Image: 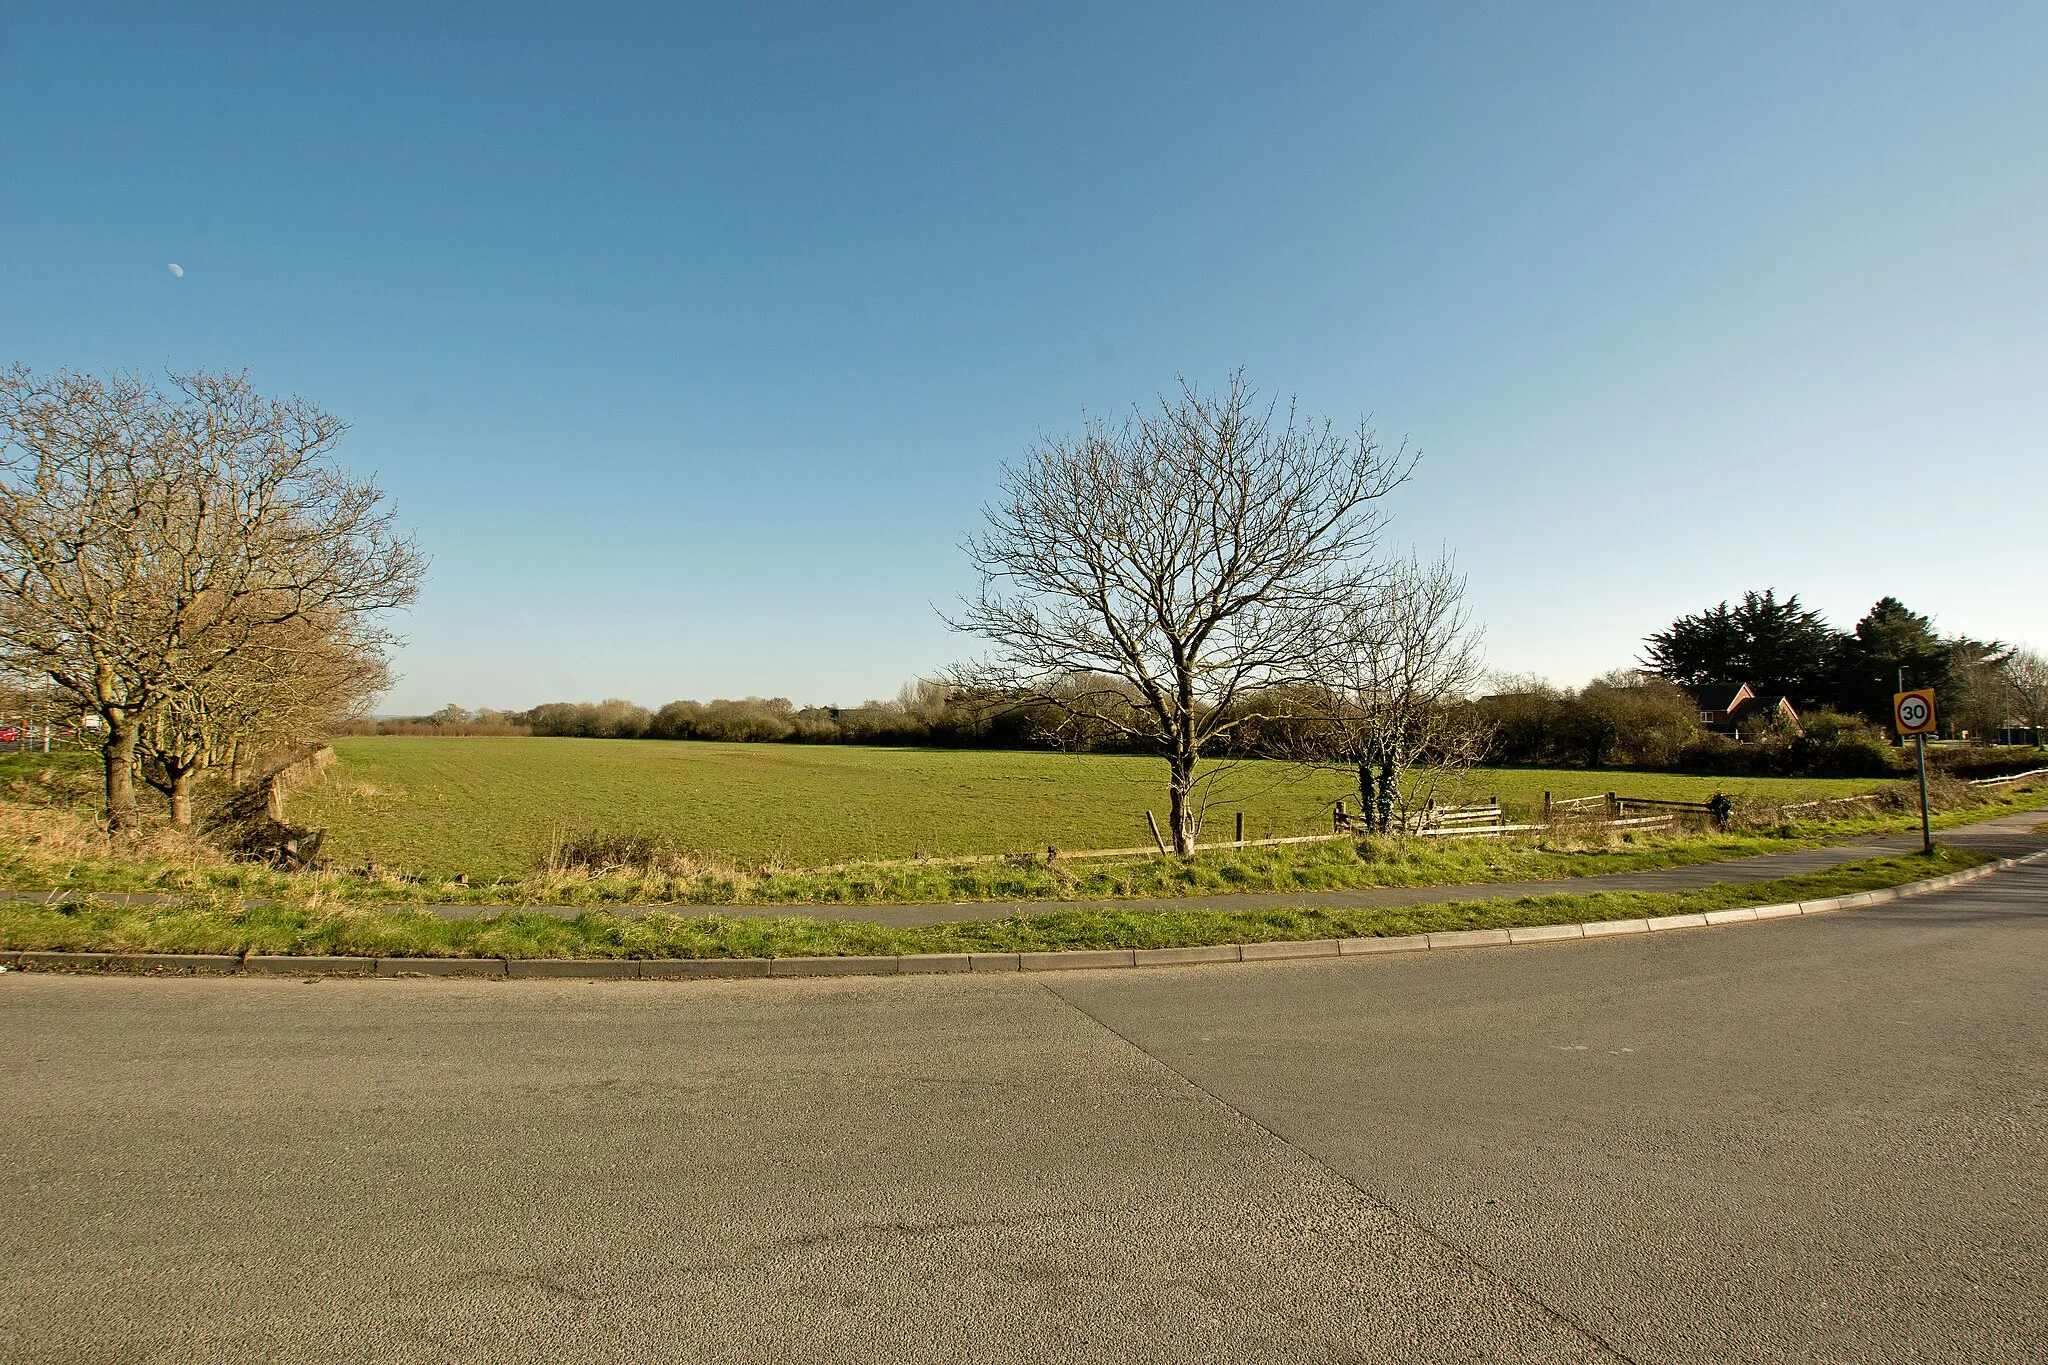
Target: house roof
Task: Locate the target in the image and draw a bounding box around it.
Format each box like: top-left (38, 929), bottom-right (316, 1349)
top-left (1691, 683), bottom-right (1750, 712)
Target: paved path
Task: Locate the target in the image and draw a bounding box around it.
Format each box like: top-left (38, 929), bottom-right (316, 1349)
top-left (3, 858), bottom-right (2044, 1361)
top-left (422, 807), bottom-right (2048, 924)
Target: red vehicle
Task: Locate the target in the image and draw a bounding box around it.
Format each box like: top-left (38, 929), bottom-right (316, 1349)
top-left (0, 727), bottom-right (20, 743)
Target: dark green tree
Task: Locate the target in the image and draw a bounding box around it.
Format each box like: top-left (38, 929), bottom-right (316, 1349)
top-left (1833, 597), bottom-right (1951, 725)
top-left (1642, 590), bottom-right (1844, 708)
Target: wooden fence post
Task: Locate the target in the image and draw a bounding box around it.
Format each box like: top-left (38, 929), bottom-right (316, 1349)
top-left (1235, 811), bottom-right (1244, 844)
top-left (1145, 810), bottom-right (1168, 854)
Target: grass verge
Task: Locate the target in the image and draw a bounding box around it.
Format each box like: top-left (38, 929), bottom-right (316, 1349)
top-left (0, 846), bottom-right (1993, 961)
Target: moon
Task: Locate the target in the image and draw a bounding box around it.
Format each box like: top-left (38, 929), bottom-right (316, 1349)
top-left (167, 263), bottom-right (184, 277)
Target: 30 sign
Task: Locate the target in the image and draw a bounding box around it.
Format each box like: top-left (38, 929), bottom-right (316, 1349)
top-left (1894, 688), bottom-right (1937, 737)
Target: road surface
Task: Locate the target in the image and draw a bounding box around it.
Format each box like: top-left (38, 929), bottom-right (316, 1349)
top-left (3, 860), bottom-right (2044, 1361)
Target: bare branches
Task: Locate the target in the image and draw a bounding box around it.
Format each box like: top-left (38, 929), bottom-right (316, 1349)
top-left (2005, 649), bottom-right (2048, 739)
top-left (0, 364), bottom-right (425, 829)
top-left (951, 371), bottom-right (1413, 851)
top-left (1275, 552), bottom-right (1487, 830)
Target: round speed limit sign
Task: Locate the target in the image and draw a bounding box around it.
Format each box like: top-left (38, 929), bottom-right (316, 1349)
top-left (1894, 689), bottom-right (1937, 736)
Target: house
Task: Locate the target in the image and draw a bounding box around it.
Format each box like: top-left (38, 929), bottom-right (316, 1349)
top-left (1691, 683), bottom-right (1801, 737)
top-left (1692, 683), bottom-right (1752, 730)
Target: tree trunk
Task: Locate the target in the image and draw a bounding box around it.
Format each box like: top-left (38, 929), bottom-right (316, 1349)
top-left (1356, 761), bottom-right (1376, 831)
top-left (168, 766), bottom-right (196, 826)
top-left (103, 717), bottom-right (139, 834)
top-left (1376, 756), bottom-right (1398, 833)
top-left (1167, 750), bottom-right (1198, 855)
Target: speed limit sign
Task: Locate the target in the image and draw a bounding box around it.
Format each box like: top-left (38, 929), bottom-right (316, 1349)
top-left (1894, 688), bottom-right (1937, 736)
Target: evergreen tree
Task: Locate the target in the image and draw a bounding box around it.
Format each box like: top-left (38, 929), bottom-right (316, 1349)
top-left (1834, 597), bottom-right (1950, 724)
top-left (1642, 590), bottom-right (1843, 708)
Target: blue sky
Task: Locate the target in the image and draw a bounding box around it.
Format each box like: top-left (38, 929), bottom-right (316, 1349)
top-left (4, 3), bottom-right (2043, 712)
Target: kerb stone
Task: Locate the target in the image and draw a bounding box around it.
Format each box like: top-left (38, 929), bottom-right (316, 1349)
top-left (1019, 949), bottom-right (1136, 972)
top-left (1506, 923), bottom-right (1583, 944)
top-left (1427, 928), bottom-right (1511, 950)
top-left (1239, 939), bottom-right (1340, 961)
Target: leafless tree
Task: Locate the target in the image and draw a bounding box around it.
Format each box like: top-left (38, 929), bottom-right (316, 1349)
top-left (2003, 648), bottom-right (2048, 743)
top-left (0, 366), bottom-right (424, 831)
top-left (1280, 552), bottom-right (1487, 831)
top-left (953, 372), bottom-right (1412, 852)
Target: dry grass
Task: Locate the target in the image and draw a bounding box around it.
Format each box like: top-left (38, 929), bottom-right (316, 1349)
top-left (0, 801), bottom-right (229, 870)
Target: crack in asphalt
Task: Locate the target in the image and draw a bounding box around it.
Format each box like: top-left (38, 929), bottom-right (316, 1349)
top-left (1037, 980), bottom-right (1643, 1365)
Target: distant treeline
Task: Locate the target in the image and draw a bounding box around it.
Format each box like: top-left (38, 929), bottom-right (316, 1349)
top-left (347, 674), bottom-right (2047, 780)
top-left (345, 684), bottom-right (1055, 748)
top-left (341, 586), bottom-right (2046, 784)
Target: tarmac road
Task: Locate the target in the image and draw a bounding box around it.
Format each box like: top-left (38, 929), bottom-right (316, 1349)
top-left (2, 862), bottom-right (2044, 1363)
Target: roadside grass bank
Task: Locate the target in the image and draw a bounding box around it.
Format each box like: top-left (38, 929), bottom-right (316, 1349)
top-left (0, 848), bottom-right (1994, 960)
top-left (4, 779), bottom-right (2045, 909)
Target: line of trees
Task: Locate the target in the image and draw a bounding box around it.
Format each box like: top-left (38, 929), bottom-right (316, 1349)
top-left (430, 587), bottom-right (2044, 796)
top-left (0, 367), bottom-right (424, 830)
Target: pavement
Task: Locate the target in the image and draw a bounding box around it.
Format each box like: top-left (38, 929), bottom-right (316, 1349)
top-left (3, 852), bottom-right (2045, 1361)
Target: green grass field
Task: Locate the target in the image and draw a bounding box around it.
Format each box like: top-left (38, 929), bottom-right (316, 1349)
top-left (290, 737), bottom-right (1889, 880)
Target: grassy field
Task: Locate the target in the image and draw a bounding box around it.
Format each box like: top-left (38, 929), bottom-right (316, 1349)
top-left (289, 737), bottom-right (1889, 880)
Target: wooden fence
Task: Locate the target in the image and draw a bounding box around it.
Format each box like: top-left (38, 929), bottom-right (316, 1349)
top-left (1970, 766), bottom-right (2048, 788)
top-left (1541, 790), bottom-right (1727, 825)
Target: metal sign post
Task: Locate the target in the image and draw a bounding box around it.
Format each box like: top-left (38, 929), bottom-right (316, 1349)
top-left (1894, 688), bottom-right (1938, 855)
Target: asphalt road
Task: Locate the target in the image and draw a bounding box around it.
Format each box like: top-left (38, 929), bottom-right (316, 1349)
top-left (3, 862), bottom-right (2044, 1362)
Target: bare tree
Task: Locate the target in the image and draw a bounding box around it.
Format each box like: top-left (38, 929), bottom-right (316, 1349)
top-left (0, 366), bottom-right (424, 831)
top-left (2003, 648), bottom-right (2048, 744)
top-left (1281, 553), bottom-right (1486, 831)
top-left (953, 372), bottom-right (1412, 852)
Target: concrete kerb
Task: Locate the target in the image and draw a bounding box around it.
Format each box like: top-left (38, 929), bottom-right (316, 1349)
top-left (2, 854), bottom-right (2038, 983)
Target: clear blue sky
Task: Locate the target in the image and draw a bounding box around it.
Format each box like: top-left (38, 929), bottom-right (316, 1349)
top-left (5, 3), bottom-right (2043, 713)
